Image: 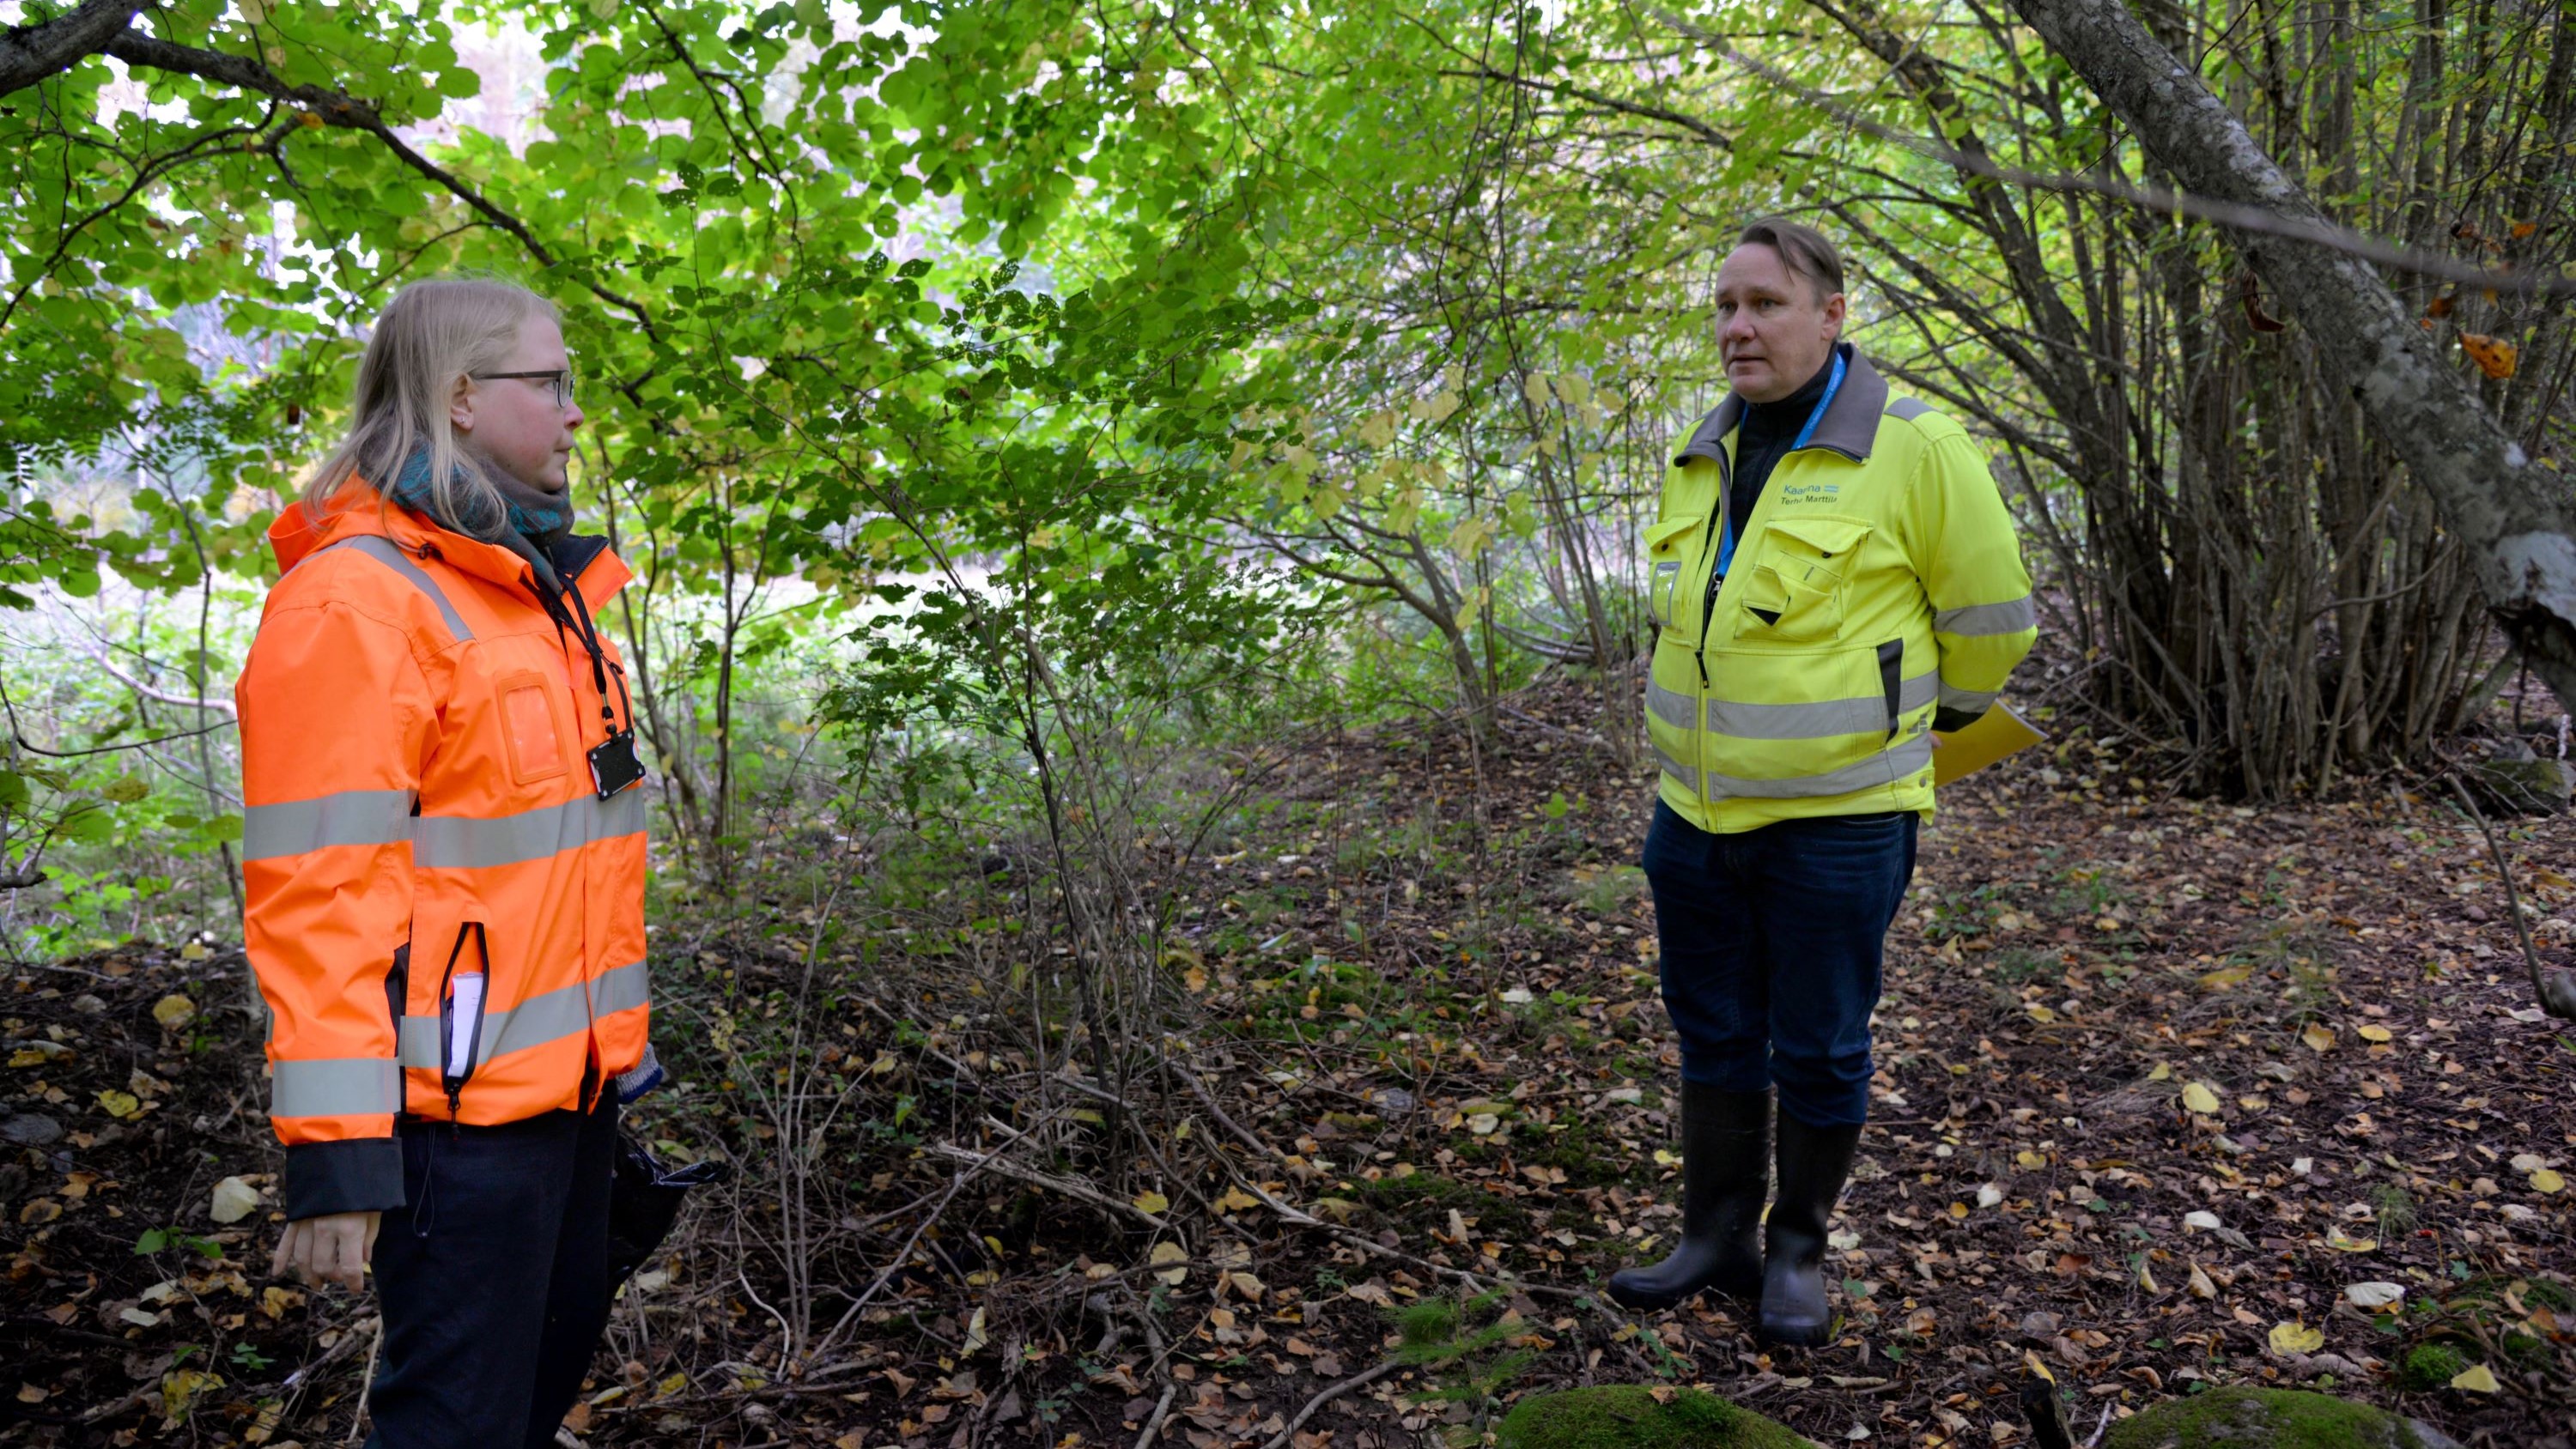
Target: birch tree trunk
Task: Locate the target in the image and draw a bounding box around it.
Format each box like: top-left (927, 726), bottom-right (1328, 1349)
top-left (2008, 0), bottom-right (2576, 714)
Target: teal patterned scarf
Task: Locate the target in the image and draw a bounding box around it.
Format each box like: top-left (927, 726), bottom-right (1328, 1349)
top-left (386, 443), bottom-right (573, 547)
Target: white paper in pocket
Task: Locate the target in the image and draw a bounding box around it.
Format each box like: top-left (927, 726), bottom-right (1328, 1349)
top-left (446, 972), bottom-right (486, 1078)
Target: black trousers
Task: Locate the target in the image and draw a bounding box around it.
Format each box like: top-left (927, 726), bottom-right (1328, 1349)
top-left (367, 1094), bottom-right (618, 1449)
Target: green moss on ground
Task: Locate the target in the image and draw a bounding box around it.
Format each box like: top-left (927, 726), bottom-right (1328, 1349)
top-left (2103, 1386), bottom-right (2436, 1449)
top-left (1495, 1385), bottom-right (1812, 1449)
top-left (2395, 1343), bottom-right (2469, 1392)
top-left (1357, 1172), bottom-right (1535, 1237)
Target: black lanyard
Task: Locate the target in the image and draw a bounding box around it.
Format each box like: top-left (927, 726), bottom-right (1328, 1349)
top-left (532, 570), bottom-right (645, 798)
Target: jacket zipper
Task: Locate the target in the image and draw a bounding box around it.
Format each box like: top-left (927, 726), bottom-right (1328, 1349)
top-left (1693, 447), bottom-right (1732, 689)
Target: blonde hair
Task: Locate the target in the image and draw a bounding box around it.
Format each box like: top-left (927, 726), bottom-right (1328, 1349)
top-left (304, 277), bottom-right (558, 535)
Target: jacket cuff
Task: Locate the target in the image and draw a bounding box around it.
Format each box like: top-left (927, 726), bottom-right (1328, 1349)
top-left (283, 1137), bottom-right (407, 1219)
top-left (1931, 706), bottom-right (1985, 735)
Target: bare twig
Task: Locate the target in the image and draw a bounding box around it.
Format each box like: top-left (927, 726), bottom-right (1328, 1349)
top-left (84, 642), bottom-right (236, 718)
top-left (2445, 775), bottom-right (2576, 1019)
top-left (921, 1142), bottom-right (1176, 1233)
top-left (1129, 1383), bottom-right (1179, 1449)
top-left (1256, 1358), bottom-right (1405, 1449)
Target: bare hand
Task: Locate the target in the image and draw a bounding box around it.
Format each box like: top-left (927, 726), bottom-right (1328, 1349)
top-left (270, 1210), bottom-right (381, 1292)
top-left (1929, 731), bottom-right (1949, 749)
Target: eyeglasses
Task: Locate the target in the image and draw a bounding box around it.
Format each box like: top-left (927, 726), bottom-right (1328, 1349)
top-left (473, 369), bottom-right (579, 409)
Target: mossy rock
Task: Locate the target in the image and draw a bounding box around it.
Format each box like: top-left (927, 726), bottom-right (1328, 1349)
top-left (2103, 1386), bottom-right (2462, 1449)
top-left (1496, 1385), bottom-right (1814, 1449)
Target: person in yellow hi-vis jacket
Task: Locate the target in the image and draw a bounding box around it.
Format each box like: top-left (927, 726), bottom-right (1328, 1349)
top-left (1607, 219), bottom-right (2036, 1343)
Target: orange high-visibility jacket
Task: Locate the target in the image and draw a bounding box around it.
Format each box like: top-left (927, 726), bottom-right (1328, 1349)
top-left (237, 490), bottom-right (649, 1221)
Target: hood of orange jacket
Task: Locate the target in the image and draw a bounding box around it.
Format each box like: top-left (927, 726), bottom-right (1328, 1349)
top-left (238, 488), bottom-right (649, 1220)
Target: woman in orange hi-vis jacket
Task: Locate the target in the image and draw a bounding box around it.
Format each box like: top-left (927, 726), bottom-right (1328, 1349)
top-left (238, 277), bottom-right (655, 1447)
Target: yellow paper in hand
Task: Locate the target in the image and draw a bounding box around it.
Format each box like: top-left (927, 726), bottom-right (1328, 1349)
top-left (1933, 703), bottom-right (2046, 785)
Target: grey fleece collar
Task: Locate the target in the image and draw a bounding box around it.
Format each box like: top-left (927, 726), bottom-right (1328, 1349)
top-left (1672, 344), bottom-right (1891, 467)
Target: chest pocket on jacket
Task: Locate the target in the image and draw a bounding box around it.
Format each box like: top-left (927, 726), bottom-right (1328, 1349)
top-left (1737, 515), bottom-right (1871, 644)
top-left (1644, 515), bottom-right (1706, 633)
top-left (498, 670), bottom-right (569, 785)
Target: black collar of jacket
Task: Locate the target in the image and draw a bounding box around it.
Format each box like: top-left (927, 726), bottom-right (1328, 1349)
top-left (1671, 343), bottom-right (1890, 467)
top-left (548, 533), bottom-right (614, 588)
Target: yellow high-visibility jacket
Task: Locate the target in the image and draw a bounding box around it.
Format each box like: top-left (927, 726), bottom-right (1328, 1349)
top-left (1644, 347), bottom-right (2035, 833)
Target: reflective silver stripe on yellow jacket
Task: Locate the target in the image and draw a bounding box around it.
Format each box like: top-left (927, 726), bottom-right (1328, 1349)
top-left (1653, 741), bottom-right (1700, 791)
top-left (414, 790), bottom-right (648, 870)
top-left (1704, 734), bottom-right (1935, 800)
top-left (1939, 683), bottom-right (2002, 716)
top-left (315, 535), bottom-right (476, 643)
top-left (1934, 597), bottom-right (2035, 637)
top-left (1646, 677), bottom-right (1698, 729)
top-left (270, 1056), bottom-right (403, 1119)
top-left (397, 959), bottom-right (650, 1070)
top-left (1707, 672), bottom-right (1936, 740)
top-left (242, 788), bottom-right (416, 861)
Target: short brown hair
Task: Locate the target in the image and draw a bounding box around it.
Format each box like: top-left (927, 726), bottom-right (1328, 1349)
top-left (1735, 217), bottom-right (1844, 302)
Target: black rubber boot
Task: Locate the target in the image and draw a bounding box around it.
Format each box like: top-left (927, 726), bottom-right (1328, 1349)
top-left (1605, 1083), bottom-right (1770, 1312)
top-left (1758, 1111), bottom-right (1863, 1346)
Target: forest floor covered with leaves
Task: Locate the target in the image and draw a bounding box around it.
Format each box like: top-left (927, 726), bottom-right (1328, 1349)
top-left (4, 680), bottom-right (2573, 1449)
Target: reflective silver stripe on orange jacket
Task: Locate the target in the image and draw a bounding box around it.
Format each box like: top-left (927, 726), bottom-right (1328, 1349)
top-left (242, 789), bottom-right (416, 861)
top-left (412, 791), bottom-right (648, 870)
top-left (270, 1057), bottom-right (403, 1119)
top-left (313, 535), bottom-right (476, 643)
top-left (395, 959), bottom-right (650, 1070)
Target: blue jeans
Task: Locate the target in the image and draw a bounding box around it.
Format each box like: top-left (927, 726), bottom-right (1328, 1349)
top-left (1640, 800), bottom-right (1918, 1128)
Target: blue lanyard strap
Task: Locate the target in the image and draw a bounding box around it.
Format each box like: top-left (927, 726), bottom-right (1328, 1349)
top-left (1715, 349), bottom-right (1847, 577)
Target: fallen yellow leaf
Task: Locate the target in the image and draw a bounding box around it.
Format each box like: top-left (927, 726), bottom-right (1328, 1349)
top-left (2198, 966), bottom-right (2253, 991)
top-left (2180, 1082), bottom-right (2222, 1115)
top-left (1215, 1186), bottom-right (1261, 1213)
top-left (2449, 1363), bottom-right (2501, 1393)
top-left (2356, 1024), bottom-right (2392, 1043)
top-left (2300, 1022), bottom-right (2336, 1052)
top-left (151, 995), bottom-right (197, 1029)
top-left (160, 1369), bottom-right (221, 1421)
top-left (1150, 1241), bottom-right (1188, 1284)
top-left (2531, 1168), bottom-right (2566, 1195)
top-left (2325, 1227), bottom-right (2378, 1253)
top-left (96, 1088), bottom-right (141, 1120)
top-left (2269, 1320), bottom-right (2324, 1355)
top-left (1132, 1191), bottom-right (1169, 1215)
top-left (2016, 1149), bottom-right (2049, 1170)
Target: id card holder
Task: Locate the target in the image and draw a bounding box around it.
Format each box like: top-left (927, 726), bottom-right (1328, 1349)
top-left (588, 728), bottom-right (646, 799)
